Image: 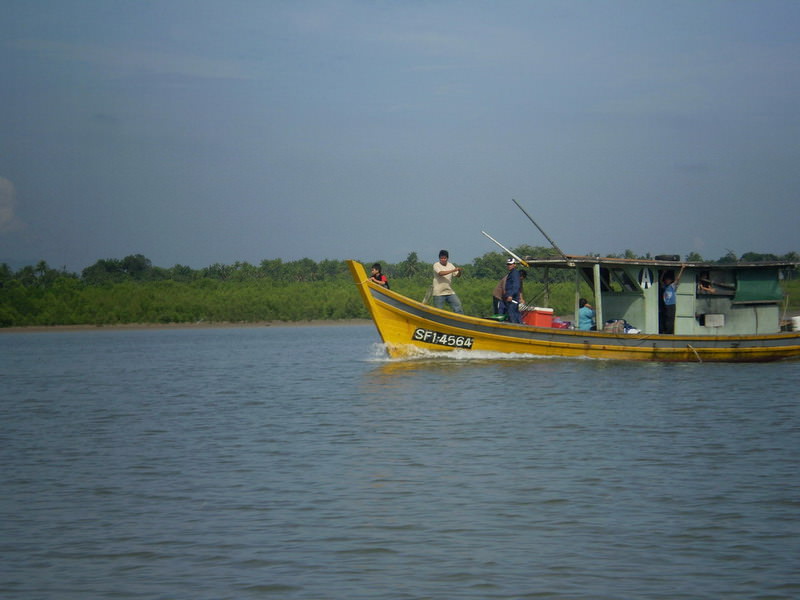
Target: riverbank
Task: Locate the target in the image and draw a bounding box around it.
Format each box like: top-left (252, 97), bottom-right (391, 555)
top-left (0, 319), bottom-right (373, 334)
top-left (3, 311), bottom-right (798, 334)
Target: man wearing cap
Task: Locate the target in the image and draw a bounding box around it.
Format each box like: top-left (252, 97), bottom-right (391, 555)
top-left (432, 250), bottom-right (464, 313)
top-left (503, 257), bottom-right (522, 323)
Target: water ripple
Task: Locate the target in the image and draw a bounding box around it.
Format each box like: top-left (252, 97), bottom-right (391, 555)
top-left (1, 326), bottom-right (798, 599)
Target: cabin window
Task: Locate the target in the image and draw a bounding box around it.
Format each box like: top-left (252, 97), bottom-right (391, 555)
top-left (732, 269), bottom-right (783, 304)
top-left (582, 267), bottom-right (640, 293)
top-left (696, 270), bottom-right (735, 296)
top-left (611, 269), bottom-right (639, 292)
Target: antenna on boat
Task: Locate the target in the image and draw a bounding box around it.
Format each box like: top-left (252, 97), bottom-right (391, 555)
top-left (512, 198), bottom-right (570, 262)
top-left (481, 231), bottom-right (530, 267)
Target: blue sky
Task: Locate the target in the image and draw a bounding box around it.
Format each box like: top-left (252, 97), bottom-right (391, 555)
top-left (1, 0), bottom-right (798, 272)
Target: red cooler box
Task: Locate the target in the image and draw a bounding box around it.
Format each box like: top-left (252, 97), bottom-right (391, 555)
top-left (522, 306), bottom-right (553, 327)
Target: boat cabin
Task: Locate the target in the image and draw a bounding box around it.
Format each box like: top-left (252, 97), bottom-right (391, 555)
top-left (523, 255), bottom-right (795, 335)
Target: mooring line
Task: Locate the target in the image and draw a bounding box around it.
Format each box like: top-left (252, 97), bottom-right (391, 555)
top-left (687, 344), bottom-right (702, 363)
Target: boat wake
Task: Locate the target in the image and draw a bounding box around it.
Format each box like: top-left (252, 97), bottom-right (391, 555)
top-left (365, 342), bottom-right (576, 363)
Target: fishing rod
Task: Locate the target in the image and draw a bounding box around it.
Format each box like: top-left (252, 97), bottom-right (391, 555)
top-left (481, 231), bottom-right (530, 267)
top-left (512, 198), bottom-right (570, 263)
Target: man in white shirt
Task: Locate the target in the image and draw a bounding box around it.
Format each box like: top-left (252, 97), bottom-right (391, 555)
top-left (432, 249), bottom-right (464, 313)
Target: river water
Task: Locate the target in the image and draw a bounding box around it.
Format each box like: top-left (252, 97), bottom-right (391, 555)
top-left (1, 324), bottom-right (798, 599)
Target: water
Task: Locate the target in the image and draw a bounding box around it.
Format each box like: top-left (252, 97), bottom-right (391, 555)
top-left (1, 324), bottom-right (798, 599)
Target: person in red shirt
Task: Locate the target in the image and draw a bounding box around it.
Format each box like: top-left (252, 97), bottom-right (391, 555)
top-left (369, 263), bottom-right (390, 289)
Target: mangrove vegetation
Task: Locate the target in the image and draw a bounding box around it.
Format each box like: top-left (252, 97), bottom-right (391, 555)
top-left (1, 248), bottom-right (798, 327)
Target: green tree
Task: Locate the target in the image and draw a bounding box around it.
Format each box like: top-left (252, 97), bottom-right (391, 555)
top-left (740, 251), bottom-right (779, 262)
top-left (260, 258), bottom-right (285, 280)
top-left (289, 258), bottom-right (318, 282)
top-left (398, 252), bottom-right (421, 278)
top-left (204, 263), bottom-right (233, 280)
top-left (121, 254), bottom-right (153, 279)
top-left (319, 259), bottom-right (347, 280)
top-left (16, 265), bottom-right (37, 287)
top-left (169, 264), bottom-right (196, 282)
top-left (230, 261), bottom-right (260, 281)
top-left (781, 251), bottom-right (799, 263)
top-left (82, 259), bottom-right (125, 284)
top-left (0, 263), bottom-right (11, 287)
top-left (471, 251), bottom-right (506, 278)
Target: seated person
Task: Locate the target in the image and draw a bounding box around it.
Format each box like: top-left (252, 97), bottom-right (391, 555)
top-left (578, 298), bottom-right (596, 331)
top-left (369, 263), bottom-right (390, 289)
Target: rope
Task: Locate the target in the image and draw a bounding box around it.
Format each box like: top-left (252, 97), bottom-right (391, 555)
top-left (781, 295), bottom-right (790, 324)
top-left (687, 344), bottom-right (702, 363)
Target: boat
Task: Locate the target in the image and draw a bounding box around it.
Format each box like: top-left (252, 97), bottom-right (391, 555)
top-left (348, 254), bottom-right (800, 362)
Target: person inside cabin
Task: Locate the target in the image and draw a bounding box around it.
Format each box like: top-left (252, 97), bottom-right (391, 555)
top-left (369, 263), bottom-right (390, 289)
top-left (578, 298), bottom-right (596, 330)
top-left (660, 264), bottom-right (686, 334)
top-left (432, 250), bottom-right (464, 313)
top-left (697, 271), bottom-right (715, 294)
top-left (502, 258), bottom-right (523, 323)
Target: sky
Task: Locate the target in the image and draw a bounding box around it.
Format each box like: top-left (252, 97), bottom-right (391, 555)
top-left (1, 0), bottom-right (799, 273)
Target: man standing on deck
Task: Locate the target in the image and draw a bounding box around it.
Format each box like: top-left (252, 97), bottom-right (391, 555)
top-left (432, 250), bottom-right (464, 313)
top-left (660, 264), bottom-right (686, 334)
top-left (502, 258), bottom-right (522, 323)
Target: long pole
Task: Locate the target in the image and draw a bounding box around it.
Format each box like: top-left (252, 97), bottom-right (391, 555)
top-left (512, 198), bottom-right (569, 261)
top-left (481, 231), bottom-right (530, 267)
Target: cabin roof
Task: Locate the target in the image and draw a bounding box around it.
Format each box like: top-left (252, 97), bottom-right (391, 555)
top-left (522, 254), bottom-right (799, 270)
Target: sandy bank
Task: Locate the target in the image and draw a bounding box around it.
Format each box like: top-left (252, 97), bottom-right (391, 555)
top-left (0, 319), bottom-right (373, 334)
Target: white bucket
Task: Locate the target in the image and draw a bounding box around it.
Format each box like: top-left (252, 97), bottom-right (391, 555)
top-left (792, 316), bottom-right (800, 332)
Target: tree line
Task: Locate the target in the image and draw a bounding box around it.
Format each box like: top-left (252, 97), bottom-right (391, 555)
top-left (1, 248), bottom-right (798, 327)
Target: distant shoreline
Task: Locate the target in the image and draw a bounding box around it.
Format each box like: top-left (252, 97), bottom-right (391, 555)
top-left (3, 311), bottom-right (798, 334)
top-left (0, 319), bottom-right (373, 334)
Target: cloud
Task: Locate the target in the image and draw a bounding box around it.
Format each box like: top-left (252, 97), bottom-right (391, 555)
top-left (0, 177), bottom-right (26, 233)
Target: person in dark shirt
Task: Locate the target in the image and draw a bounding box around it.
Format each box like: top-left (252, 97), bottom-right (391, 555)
top-left (502, 258), bottom-right (522, 323)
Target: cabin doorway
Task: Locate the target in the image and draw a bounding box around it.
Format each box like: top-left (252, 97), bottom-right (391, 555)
top-left (658, 268), bottom-right (680, 334)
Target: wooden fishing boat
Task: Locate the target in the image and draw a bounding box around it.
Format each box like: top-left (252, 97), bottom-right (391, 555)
top-left (348, 255), bottom-right (800, 362)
